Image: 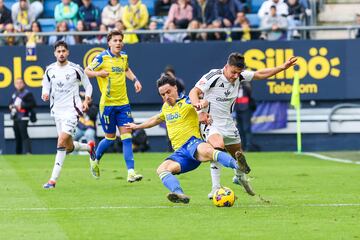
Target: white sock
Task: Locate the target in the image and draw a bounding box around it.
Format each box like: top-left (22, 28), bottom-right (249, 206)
top-left (73, 141), bottom-right (90, 152)
top-left (50, 147), bottom-right (66, 182)
top-left (128, 169), bottom-right (135, 175)
top-left (210, 161), bottom-right (222, 189)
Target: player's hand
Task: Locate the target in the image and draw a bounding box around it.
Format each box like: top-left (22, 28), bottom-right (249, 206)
top-left (82, 100), bottom-right (90, 112)
top-left (134, 80), bottom-right (142, 93)
top-left (124, 122), bottom-right (138, 130)
top-left (41, 93), bottom-right (49, 101)
top-left (97, 70), bottom-right (109, 77)
top-left (194, 99), bottom-right (209, 111)
top-left (198, 112), bottom-right (212, 125)
top-left (282, 56), bottom-right (298, 70)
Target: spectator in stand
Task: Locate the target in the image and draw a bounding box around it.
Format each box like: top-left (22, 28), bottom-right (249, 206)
top-left (260, 5), bottom-right (288, 40)
top-left (11, 0), bottom-right (39, 32)
top-left (355, 13), bottom-right (360, 38)
top-left (48, 21), bottom-right (76, 45)
top-left (9, 78), bottom-right (36, 154)
top-left (214, 0), bottom-right (244, 27)
top-left (258, 0), bottom-right (288, 19)
top-left (154, 0), bottom-right (173, 16)
top-left (142, 20), bottom-right (161, 42)
top-left (74, 93), bottom-right (98, 144)
top-left (122, 0), bottom-right (149, 41)
top-left (74, 19), bottom-right (92, 44)
top-left (115, 19), bottom-right (139, 44)
top-left (78, 0), bottom-right (101, 30)
top-left (54, 0), bottom-right (79, 30)
top-left (231, 11), bottom-right (251, 41)
top-left (192, 0), bottom-right (217, 27)
top-left (0, 23), bottom-right (22, 46)
top-left (93, 24), bottom-right (108, 44)
top-left (184, 19), bottom-right (204, 42)
top-left (162, 22), bottom-right (187, 42)
top-left (101, 0), bottom-right (123, 29)
top-left (164, 0), bottom-right (193, 29)
top-left (286, 0), bottom-right (305, 39)
top-left (0, 0), bottom-right (12, 33)
top-left (30, 20), bottom-right (45, 44)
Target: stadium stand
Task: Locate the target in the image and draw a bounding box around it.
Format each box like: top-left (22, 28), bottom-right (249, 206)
top-left (38, 18), bottom-right (56, 32)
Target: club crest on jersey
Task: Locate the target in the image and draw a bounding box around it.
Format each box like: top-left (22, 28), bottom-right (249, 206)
top-left (224, 90), bottom-right (231, 97)
top-left (51, 74), bottom-right (56, 79)
top-left (66, 74), bottom-right (70, 80)
top-left (219, 83), bottom-right (225, 88)
top-left (57, 82), bottom-right (64, 88)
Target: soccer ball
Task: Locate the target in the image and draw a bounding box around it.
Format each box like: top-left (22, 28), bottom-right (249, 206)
top-left (212, 187), bottom-right (236, 207)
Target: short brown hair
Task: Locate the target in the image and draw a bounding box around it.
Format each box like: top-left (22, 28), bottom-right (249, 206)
top-left (107, 29), bottom-right (124, 42)
top-left (227, 52), bottom-right (245, 68)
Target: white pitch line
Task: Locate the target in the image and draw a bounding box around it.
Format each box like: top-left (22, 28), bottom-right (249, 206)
top-left (1, 203), bottom-right (360, 212)
top-left (302, 152), bottom-right (360, 165)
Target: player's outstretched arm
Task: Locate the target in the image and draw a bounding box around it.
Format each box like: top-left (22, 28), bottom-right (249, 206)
top-left (125, 114), bottom-right (164, 130)
top-left (253, 56), bottom-right (298, 80)
top-left (189, 87), bottom-right (208, 111)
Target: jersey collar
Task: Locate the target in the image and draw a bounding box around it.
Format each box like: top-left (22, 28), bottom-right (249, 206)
top-left (106, 48), bottom-right (120, 58)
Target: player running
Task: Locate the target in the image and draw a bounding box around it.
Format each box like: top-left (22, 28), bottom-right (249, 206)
top-left (189, 52), bottom-right (297, 198)
top-left (125, 74), bottom-right (249, 204)
top-left (42, 40), bottom-right (95, 189)
top-left (85, 29), bottom-right (143, 182)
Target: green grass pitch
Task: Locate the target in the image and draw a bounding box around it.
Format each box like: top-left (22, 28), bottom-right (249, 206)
top-left (1, 152), bottom-right (359, 239)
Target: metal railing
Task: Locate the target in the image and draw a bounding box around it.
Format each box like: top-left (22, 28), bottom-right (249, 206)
top-left (1, 25), bottom-right (360, 42)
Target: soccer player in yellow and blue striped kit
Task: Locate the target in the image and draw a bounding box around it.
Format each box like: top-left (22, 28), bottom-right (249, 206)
top-left (85, 30), bottom-right (143, 182)
top-left (125, 74), bottom-right (249, 203)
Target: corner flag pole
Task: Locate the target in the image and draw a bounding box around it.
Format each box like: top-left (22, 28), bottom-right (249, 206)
top-left (291, 73), bottom-right (302, 153)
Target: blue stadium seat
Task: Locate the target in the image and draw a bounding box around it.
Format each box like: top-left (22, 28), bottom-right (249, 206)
top-left (43, 0), bottom-right (59, 18)
top-left (93, 0), bottom-right (108, 11)
top-left (38, 18), bottom-right (56, 32)
top-left (246, 13), bottom-right (260, 28)
top-left (251, 0), bottom-right (264, 13)
top-left (4, 0), bottom-right (17, 10)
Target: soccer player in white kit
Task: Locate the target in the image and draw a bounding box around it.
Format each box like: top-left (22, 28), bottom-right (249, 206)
top-left (189, 52), bottom-right (297, 198)
top-left (41, 41), bottom-right (96, 189)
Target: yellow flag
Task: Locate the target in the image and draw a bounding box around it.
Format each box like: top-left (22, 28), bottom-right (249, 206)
top-left (291, 73), bottom-right (300, 109)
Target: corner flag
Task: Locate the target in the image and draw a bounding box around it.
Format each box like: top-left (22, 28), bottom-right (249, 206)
top-left (291, 73), bottom-right (302, 153)
top-left (291, 73), bottom-right (300, 109)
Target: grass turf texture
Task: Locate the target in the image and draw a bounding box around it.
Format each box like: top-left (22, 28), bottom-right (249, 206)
top-left (1, 152), bottom-right (359, 239)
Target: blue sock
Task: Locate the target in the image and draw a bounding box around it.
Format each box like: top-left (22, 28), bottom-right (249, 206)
top-left (213, 150), bottom-right (238, 169)
top-left (122, 138), bottom-right (134, 170)
top-left (96, 138), bottom-right (115, 160)
top-left (159, 171), bottom-right (184, 194)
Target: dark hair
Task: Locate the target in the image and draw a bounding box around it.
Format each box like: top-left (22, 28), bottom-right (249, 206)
top-left (54, 40), bottom-right (68, 50)
top-left (227, 52), bottom-right (245, 68)
top-left (156, 74), bottom-right (177, 88)
top-left (107, 29), bottom-right (124, 42)
top-left (31, 21), bottom-right (42, 32)
top-left (164, 65), bottom-right (175, 75)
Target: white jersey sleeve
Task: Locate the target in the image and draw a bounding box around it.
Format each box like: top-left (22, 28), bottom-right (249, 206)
top-left (195, 69), bottom-right (222, 93)
top-left (75, 64), bottom-right (93, 98)
top-left (42, 65), bottom-right (53, 95)
top-left (240, 70), bottom-right (255, 82)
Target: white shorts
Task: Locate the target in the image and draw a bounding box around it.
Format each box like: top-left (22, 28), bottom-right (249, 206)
top-left (54, 114), bottom-right (78, 137)
top-left (201, 123), bottom-right (241, 146)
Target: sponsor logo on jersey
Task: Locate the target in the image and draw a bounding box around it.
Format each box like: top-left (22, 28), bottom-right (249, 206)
top-left (166, 112), bottom-right (181, 121)
top-left (216, 97), bottom-right (232, 102)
